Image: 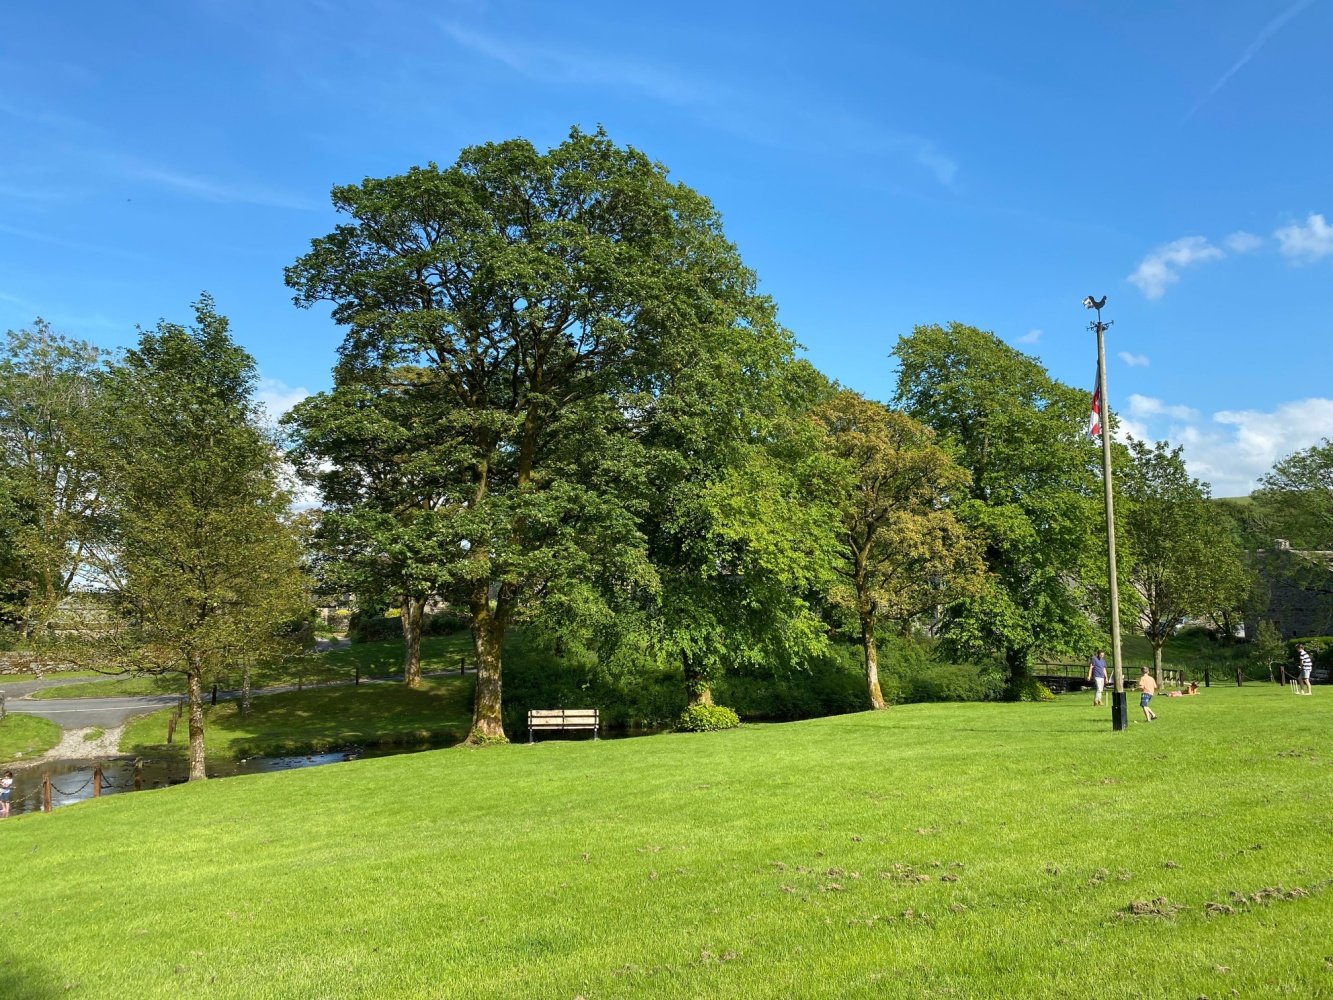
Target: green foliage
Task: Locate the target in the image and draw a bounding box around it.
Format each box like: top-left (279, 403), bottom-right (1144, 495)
top-left (0, 322), bottom-right (108, 637)
top-left (1011, 677), bottom-right (1057, 702)
top-left (287, 126), bottom-right (799, 734)
top-left (813, 390), bottom-right (984, 708)
top-left (892, 323), bottom-right (1107, 688)
top-left (676, 702), bottom-right (740, 732)
top-left (96, 297), bottom-right (310, 776)
top-left (348, 609), bottom-right (464, 644)
top-left (120, 676), bottom-right (474, 761)
top-left (1121, 439), bottom-right (1252, 678)
top-left (1254, 437), bottom-right (1333, 549)
top-left (1289, 636), bottom-right (1333, 667)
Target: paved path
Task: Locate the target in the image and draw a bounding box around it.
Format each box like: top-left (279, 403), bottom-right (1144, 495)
top-left (6, 693), bottom-right (181, 728)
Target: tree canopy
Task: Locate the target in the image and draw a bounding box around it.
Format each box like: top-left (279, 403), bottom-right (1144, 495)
top-left (1120, 438), bottom-right (1252, 683)
top-left (814, 389), bottom-right (982, 708)
top-left (286, 126), bottom-right (796, 738)
top-left (893, 322), bottom-right (1109, 690)
top-left (100, 297), bottom-right (308, 779)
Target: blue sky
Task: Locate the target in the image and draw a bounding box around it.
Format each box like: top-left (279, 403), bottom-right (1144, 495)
top-left (3, 0), bottom-right (1330, 496)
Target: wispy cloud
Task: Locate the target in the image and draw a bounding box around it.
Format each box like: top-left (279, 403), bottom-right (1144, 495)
top-left (1274, 212), bottom-right (1333, 262)
top-left (437, 21), bottom-right (959, 190)
top-left (1118, 351), bottom-right (1150, 368)
top-left (1014, 328), bottom-right (1041, 345)
top-left (0, 222), bottom-right (154, 262)
top-left (1186, 0), bottom-right (1316, 119)
top-left (1127, 236), bottom-right (1224, 299)
top-left (439, 22), bottom-right (706, 105)
top-left (100, 154), bottom-right (316, 211)
top-left (1224, 231), bottom-right (1264, 253)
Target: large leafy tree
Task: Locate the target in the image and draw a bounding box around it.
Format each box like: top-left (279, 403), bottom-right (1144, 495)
top-left (813, 390), bottom-right (983, 709)
top-left (285, 378), bottom-right (465, 687)
top-left (1120, 439), bottom-right (1252, 685)
top-left (604, 360), bottom-right (838, 709)
top-left (100, 298), bottom-right (308, 780)
top-left (287, 127), bottom-right (787, 740)
top-left (1255, 438), bottom-right (1333, 550)
top-left (0, 323), bottom-right (107, 638)
top-left (893, 322), bottom-right (1108, 691)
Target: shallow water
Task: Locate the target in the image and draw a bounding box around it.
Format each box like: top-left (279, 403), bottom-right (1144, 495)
top-left (2, 744), bottom-right (438, 816)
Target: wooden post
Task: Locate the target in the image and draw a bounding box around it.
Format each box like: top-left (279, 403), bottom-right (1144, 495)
top-left (167, 715), bottom-right (178, 744)
top-left (93, 763), bottom-right (103, 798)
top-left (354, 663), bottom-right (360, 687)
top-left (460, 656), bottom-right (465, 675)
top-left (211, 683), bottom-right (218, 706)
top-left (133, 757), bottom-right (143, 791)
top-left (42, 773), bottom-right (52, 813)
top-left (0, 688), bottom-right (6, 721)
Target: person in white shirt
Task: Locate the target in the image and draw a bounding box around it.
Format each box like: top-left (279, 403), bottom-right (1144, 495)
top-left (1296, 643), bottom-right (1313, 696)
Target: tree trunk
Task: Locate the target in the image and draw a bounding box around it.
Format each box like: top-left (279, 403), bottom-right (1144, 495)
top-left (468, 586), bottom-right (506, 741)
top-left (241, 658), bottom-right (252, 716)
top-left (401, 595), bottom-right (425, 689)
top-left (684, 655), bottom-right (713, 708)
top-left (187, 662), bottom-right (207, 782)
top-left (861, 613), bottom-right (885, 710)
top-left (1152, 640), bottom-right (1165, 689)
top-left (1004, 648), bottom-right (1031, 699)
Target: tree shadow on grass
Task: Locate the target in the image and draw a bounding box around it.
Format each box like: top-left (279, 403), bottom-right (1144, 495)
top-left (123, 676), bottom-right (477, 760)
top-left (0, 951), bottom-right (69, 999)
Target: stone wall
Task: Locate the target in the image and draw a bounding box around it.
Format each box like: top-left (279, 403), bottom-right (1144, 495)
top-left (1246, 540), bottom-right (1333, 639)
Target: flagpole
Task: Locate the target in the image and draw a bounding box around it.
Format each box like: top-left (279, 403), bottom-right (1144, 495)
top-left (1087, 296), bottom-right (1127, 731)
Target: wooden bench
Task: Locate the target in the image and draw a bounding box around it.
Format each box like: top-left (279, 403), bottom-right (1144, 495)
top-left (527, 708), bottom-right (599, 743)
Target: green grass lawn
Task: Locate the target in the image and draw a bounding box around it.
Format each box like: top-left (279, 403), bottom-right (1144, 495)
top-left (28, 634), bottom-right (477, 700)
top-left (0, 685), bottom-right (1329, 999)
top-left (119, 675), bottom-right (476, 761)
top-left (0, 713), bottom-right (61, 764)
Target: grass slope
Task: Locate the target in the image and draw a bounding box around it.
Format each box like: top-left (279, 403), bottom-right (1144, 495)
top-left (0, 714), bottom-right (61, 764)
top-left (30, 635), bottom-right (476, 700)
top-left (120, 676), bottom-right (475, 761)
top-left (0, 687), bottom-right (1330, 999)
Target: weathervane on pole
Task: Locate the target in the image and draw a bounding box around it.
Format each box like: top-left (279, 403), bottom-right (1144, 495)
top-left (1083, 294), bottom-right (1127, 731)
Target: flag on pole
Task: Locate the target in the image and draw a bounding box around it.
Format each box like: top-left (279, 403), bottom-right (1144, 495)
top-left (1088, 366), bottom-right (1101, 439)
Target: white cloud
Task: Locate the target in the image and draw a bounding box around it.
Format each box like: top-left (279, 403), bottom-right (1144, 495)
top-left (1121, 395), bottom-right (1333, 496)
top-left (257, 377), bottom-right (311, 422)
top-left (1127, 236), bottom-right (1224, 299)
top-left (1224, 231), bottom-right (1264, 253)
top-left (1015, 328), bottom-right (1042, 344)
top-left (1273, 213), bottom-right (1333, 263)
top-left (1127, 394), bottom-right (1198, 422)
top-left (1118, 351), bottom-right (1149, 368)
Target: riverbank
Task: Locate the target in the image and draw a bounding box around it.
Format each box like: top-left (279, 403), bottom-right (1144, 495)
top-left (119, 674), bottom-right (475, 762)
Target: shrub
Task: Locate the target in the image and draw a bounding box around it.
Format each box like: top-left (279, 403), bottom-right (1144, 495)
top-left (1012, 677), bottom-right (1056, 702)
top-left (676, 703), bottom-right (740, 732)
top-left (348, 611), bottom-right (402, 644)
top-left (1289, 636), bottom-right (1333, 666)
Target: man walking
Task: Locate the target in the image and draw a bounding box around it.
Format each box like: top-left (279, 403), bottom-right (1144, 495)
top-left (1297, 643), bottom-right (1314, 696)
top-left (1087, 649), bottom-right (1108, 706)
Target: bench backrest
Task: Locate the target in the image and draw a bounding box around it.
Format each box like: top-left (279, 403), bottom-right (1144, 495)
top-left (528, 708), bottom-right (599, 729)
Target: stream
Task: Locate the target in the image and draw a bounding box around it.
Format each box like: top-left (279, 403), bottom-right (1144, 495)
top-left (4, 744), bottom-right (440, 816)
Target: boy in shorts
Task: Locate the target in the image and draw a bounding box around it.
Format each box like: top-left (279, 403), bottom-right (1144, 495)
top-left (1138, 667), bottom-right (1158, 721)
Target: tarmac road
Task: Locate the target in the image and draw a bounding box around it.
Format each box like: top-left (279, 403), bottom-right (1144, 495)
top-left (5, 693), bottom-right (180, 728)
